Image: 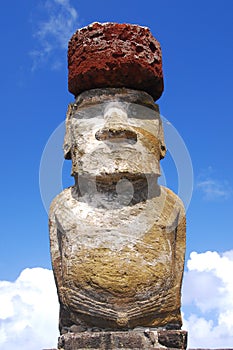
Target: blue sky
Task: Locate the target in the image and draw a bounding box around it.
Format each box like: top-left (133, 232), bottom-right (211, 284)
top-left (0, 0), bottom-right (233, 349)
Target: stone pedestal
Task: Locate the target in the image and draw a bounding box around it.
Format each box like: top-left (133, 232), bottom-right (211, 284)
top-left (57, 329), bottom-right (187, 350)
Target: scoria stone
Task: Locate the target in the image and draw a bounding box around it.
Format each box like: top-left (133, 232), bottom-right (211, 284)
top-left (68, 22), bottom-right (164, 100)
top-left (49, 21), bottom-right (187, 349)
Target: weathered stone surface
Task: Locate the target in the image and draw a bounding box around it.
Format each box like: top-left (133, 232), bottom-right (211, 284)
top-left (49, 21), bottom-right (187, 347)
top-left (49, 88), bottom-right (186, 333)
top-left (158, 330), bottom-right (187, 349)
top-left (57, 329), bottom-right (187, 349)
top-left (68, 22), bottom-right (164, 100)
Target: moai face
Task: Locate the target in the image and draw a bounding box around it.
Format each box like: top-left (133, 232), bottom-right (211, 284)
top-left (64, 93), bottom-right (166, 180)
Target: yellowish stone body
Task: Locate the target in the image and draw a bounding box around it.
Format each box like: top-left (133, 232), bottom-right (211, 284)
top-left (49, 89), bottom-right (186, 332)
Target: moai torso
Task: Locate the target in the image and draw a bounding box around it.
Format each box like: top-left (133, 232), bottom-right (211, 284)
top-left (49, 23), bottom-right (186, 336)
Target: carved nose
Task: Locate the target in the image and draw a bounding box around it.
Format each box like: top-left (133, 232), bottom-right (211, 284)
top-left (95, 128), bottom-right (137, 144)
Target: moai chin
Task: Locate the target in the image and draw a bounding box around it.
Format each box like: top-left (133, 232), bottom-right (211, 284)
top-left (49, 22), bottom-right (187, 349)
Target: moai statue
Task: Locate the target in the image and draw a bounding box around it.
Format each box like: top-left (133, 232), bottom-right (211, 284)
top-left (49, 23), bottom-right (187, 349)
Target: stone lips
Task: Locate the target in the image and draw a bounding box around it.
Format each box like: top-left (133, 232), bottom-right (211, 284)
top-left (68, 22), bottom-right (164, 101)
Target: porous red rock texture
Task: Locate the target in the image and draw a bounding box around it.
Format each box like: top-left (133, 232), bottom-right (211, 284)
top-left (68, 22), bottom-right (164, 101)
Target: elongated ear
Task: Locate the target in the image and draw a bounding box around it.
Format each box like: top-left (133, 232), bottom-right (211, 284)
top-left (158, 119), bottom-right (166, 159)
top-left (63, 104), bottom-right (73, 160)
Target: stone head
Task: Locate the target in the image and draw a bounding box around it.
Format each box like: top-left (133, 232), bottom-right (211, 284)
top-left (63, 88), bottom-right (166, 180)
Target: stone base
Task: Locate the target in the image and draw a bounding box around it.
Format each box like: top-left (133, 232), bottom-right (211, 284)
top-left (57, 329), bottom-right (187, 350)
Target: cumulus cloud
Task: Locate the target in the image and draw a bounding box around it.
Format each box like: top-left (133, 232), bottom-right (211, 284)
top-left (1, 252), bottom-right (233, 349)
top-left (30, 0), bottom-right (79, 70)
top-left (182, 250), bottom-right (233, 348)
top-left (0, 268), bottom-right (59, 350)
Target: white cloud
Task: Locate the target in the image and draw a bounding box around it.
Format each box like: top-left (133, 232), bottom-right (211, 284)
top-left (30, 0), bottom-right (78, 70)
top-left (182, 250), bottom-right (233, 348)
top-left (0, 268), bottom-right (59, 350)
top-left (1, 251), bottom-right (233, 349)
top-left (196, 178), bottom-right (232, 200)
top-left (196, 167), bottom-right (233, 200)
